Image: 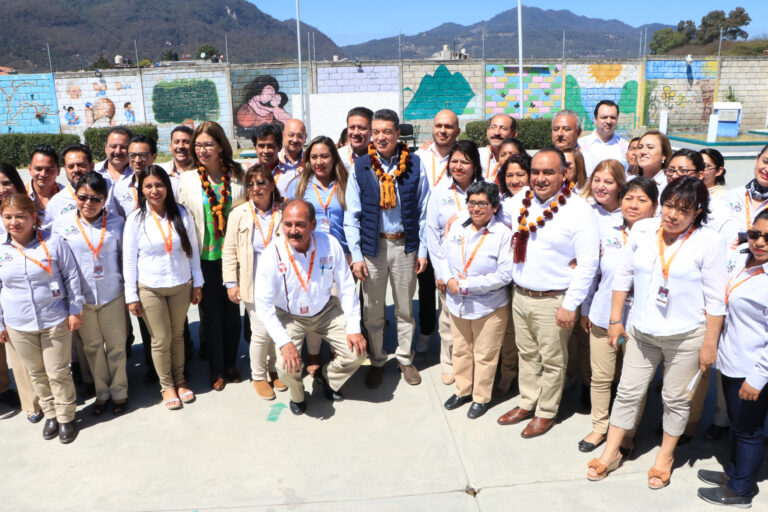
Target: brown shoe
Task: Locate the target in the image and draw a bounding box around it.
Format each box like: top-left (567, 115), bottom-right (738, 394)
top-left (398, 363), bottom-right (421, 385)
top-left (211, 376), bottom-right (226, 391)
top-left (497, 406), bottom-right (533, 425)
top-left (269, 372), bottom-right (288, 392)
top-left (253, 380), bottom-right (276, 400)
top-left (521, 416), bottom-right (555, 438)
top-left (441, 372), bottom-right (455, 385)
top-left (306, 354), bottom-right (321, 377)
top-left (365, 365), bottom-right (384, 389)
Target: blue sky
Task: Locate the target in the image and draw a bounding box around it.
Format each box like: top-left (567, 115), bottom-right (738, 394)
top-left (250, 1), bottom-right (768, 47)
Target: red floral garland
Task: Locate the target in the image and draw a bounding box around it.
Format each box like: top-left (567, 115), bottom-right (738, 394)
top-left (512, 181), bottom-right (575, 263)
top-left (197, 165), bottom-right (231, 240)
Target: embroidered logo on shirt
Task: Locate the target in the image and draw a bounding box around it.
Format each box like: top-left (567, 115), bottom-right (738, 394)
top-left (63, 225), bottom-right (80, 236)
top-left (0, 252), bottom-right (13, 264)
top-left (319, 256), bottom-right (333, 266)
top-left (277, 262), bottom-right (288, 275)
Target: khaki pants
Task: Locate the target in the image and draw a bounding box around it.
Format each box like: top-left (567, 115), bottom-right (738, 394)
top-left (496, 293), bottom-right (518, 390)
top-left (0, 341), bottom-right (40, 412)
top-left (7, 320), bottom-right (76, 422)
top-left (589, 324), bottom-right (625, 433)
top-left (437, 289), bottom-right (453, 375)
top-left (275, 298), bottom-right (366, 403)
top-left (611, 324), bottom-right (705, 437)
top-left (79, 295), bottom-right (128, 402)
top-left (138, 282), bottom-right (191, 391)
top-left (514, 292), bottom-right (572, 419)
top-left (363, 238), bottom-right (416, 367)
top-left (243, 301), bottom-right (277, 380)
top-left (450, 305), bottom-right (509, 404)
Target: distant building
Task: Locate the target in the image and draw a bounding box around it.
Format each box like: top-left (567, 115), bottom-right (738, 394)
top-left (430, 44), bottom-right (469, 60)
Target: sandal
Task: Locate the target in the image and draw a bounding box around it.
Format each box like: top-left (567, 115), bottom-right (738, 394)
top-left (648, 467), bottom-right (671, 489)
top-left (92, 400), bottom-right (108, 416)
top-left (26, 410), bottom-right (44, 424)
top-left (112, 400), bottom-right (128, 415)
top-left (162, 389), bottom-right (181, 410)
top-left (587, 456), bottom-right (622, 481)
top-left (176, 382), bottom-right (195, 404)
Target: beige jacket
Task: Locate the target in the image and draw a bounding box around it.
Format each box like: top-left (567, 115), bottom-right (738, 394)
top-left (222, 201), bottom-right (283, 303)
top-left (178, 170), bottom-right (246, 255)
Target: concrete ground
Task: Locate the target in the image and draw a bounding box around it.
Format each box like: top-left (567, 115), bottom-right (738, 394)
top-left (1, 157), bottom-right (765, 511)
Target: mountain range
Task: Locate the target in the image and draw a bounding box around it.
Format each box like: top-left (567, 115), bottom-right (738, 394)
top-left (0, 2), bottom-right (669, 72)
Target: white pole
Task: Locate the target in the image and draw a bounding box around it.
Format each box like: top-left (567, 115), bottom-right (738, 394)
top-left (562, 30), bottom-right (565, 60)
top-left (295, 0), bottom-right (304, 123)
top-left (718, 26), bottom-right (723, 59)
top-left (517, 0), bottom-right (524, 119)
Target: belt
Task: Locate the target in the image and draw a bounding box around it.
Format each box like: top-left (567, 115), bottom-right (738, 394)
top-left (380, 232), bottom-right (405, 240)
top-left (514, 285), bottom-right (566, 297)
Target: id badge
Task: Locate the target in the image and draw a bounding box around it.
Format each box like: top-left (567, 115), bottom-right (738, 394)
top-left (93, 264), bottom-right (104, 280)
top-left (50, 281), bottom-right (62, 298)
top-left (298, 293), bottom-right (310, 315)
top-left (655, 285), bottom-right (670, 307)
top-left (458, 279), bottom-right (469, 296)
top-left (320, 216), bottom-right (331, 233)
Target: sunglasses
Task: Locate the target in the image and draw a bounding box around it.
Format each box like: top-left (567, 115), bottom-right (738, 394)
top-left (746, 230), bottom-right (768, 243)
top-left (76, 195), bottom-right (105, 203)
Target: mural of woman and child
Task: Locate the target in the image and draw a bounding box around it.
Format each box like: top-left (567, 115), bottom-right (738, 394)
top-left (234, 74), bottom-right (291, 132)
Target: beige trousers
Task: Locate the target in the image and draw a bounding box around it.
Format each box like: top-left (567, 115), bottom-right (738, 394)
top-left (275, 298), bottom-right (366, 403)
top-left (496, 294), bottom-right (518, 390)
top-left (610, 324), bottom-right (705, 437)
top-left (138, 282), bottom-right (191, 391)
top-left (362, 238), bottom-right (416, 367)
top-left (7, 320), bottom-right (76, 422)
top-left (513, 292), bottom-right (572, 419)
top-left (0, 340), bottom-right (40, 412)
top-left (79, 295), bottom-right (128, 402)
top-left (243, 301), bottom-right (277, 380)
top-left (450, 305), bottom-right (509, 404)
top-left (437, 289), bottom-right (453, 375)
top-left (589, 324), bottom-right (625, 433)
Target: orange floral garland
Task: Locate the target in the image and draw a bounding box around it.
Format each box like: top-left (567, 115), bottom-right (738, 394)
top-left (197, 165), bottom-right (231, 240)
top-left (368, 142), bottom-right (411, 210)
top-left (512, 181), bottom-right (575, 263)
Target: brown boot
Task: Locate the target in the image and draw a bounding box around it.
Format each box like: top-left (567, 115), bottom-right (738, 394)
top-left (253, 380), bottom-right (276, 400)
top-left (269, 372), bottom-right (288, 392)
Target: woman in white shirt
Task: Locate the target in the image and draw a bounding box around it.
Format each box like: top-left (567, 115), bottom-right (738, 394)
top-left (699, 149), bottom-right (727, 200)
top-left (53, 172), bottom-right (128, 416)
top-left (579, 176), bottom-right (658, 453)
top-left (697, 209), bottom-right (768, 507)
top-left (440, 181), bottom-right (514, 419)
top-left (635, 130), bottom-right (672, 196)
top-left (725, 143), bottom-right (768, 243)
top-left (586, 177), bottom-right (727, 489)
top-left (222, 164), bottom-right (286, 400)
top-left (123, 167), bottom-right (203, 410)
top-left (562, 148), bottom-right (587, 194)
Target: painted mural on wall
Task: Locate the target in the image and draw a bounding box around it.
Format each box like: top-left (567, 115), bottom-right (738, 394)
top-left (643, 60), bottom-right (718, 129)
top-left (486, 65), bottom-right (563, 119)
top-left (404, 65), bottom-right (476, 121)
top-left (55, 74), bottom-right (143, 136)
top-left (0, 74), bottom-right (58, 134)
top-left (565, 64), bottom-right (639, 131)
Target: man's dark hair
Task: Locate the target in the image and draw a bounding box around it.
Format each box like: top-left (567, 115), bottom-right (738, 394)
top-left (171, 125), bottom-right (194, 138)
top-left (594, 100), bottom-right (620, 118)
top-left (252, 123), bottom-right (283, 148)
top-left (347, 107), bottom-right (374, 124)
top-left (130, 134), bottom-right (157, 155)
top-left (61, 143), bottom-right (93, 164)
top-left (533, 147), bottom-right (567, 172)
top-left (30, 144), bottom-right (59, 167)
top-left (373, 109), bottom-right (400, 128)
top-left (107, 126), bottom-right (134, 140)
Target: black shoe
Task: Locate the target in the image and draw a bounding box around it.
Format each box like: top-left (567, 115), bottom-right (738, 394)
top-left (698, 469), bottom-right (729, 486)
top-left (443, 394), bottom-right (471, 410)
top-left (0, 389), bottom-right (21, 409)
top-left (678, 433), bottom-right (694, 446)
top-left (43, 418), bottom-right (59, 440)
top-left (289, 400), bottom-right (306, 415)
top-left (467, 402), bottom-right (488, 419)
top-left (704, 424), bottom-right (730, 441)
top-left (71, 362), bottom-right (84, 385)
top-left (58, 421), bottom-right (77, 444)
top-left (697, 485), bottom-right (753, 508)
top-left (315, 372), bottom-right (343, 401)
top-left (365, 366), bottom-right (384, 389)
top-left (578, 436), bottom-right (606, 453)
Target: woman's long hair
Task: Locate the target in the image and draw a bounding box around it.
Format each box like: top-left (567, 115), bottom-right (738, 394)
top-left (0, 163), bottom-right (25, 194)
top-left (245, 163), bottom-right (283, 210)
top-left (295, 136), bottom-right (348, 210)
top-left (137, 165), bottom-right (194, 257)
top-left (192, 121), bottom-right (244, 182)
top-left (448, 140), bottom-right (483, 184)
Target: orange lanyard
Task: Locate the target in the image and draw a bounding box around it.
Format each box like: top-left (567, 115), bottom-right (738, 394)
top-left (486, 152), bottom-right (500, 181)
top-left (348, 145), bottom-right (354, 166)
top-left (313, 182), bottom-right (337, 215)
top-left (725, 266), bottom-right (764, 304)
top-left (273, 168), bottom-right (283, 185)
top-left (284, 236), bottom-right (315, 293)
top-left (657, 225), bottom-right (694, 281)
top-left (461, 229), bottom-right (488, 273)
top-left (250, 202), bottom-right (275, 247)
top-left (67, 183), bottom-right (78, 202)
top-left (12, 230), bottom-right (52, 275)
top-left (620, 226), bottom-right (627, 246)
top-left (151, 210), bottom-right (173, 255)
top-left (75, 211), bottom-right (107, 259)
top-left (431, 151), bottom-right (448, 187)
top-left (745, 191), bottom-right (768, 230)
top-left (452, 184), bottom-right (464, 212)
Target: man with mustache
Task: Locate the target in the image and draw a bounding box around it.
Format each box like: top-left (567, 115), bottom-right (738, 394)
top-left (339, 107), bottom-right (373, 173)
top-left (98, 126), bottom-right (133, 185)
top-left (551, 110), bottom-right (582, 152)
top-left (579, 100), bottom-right (628, 177)
top-left (162, 126), bottom-right (196, 177)
top-left (479, 114), bottom-right (516, 182)
top-left (496, 148), bottom-right (599, 438)
top-left (254, 199), bottom-right (366, 415)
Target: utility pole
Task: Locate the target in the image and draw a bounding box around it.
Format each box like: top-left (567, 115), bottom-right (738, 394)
top-left (46, 43), bottom-right (54, 74)
top-left (225, 34), bottom-right (229, 63)
top-left (295, 0), bottom-right (304, 123)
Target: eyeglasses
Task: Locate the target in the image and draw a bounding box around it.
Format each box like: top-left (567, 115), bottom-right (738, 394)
top-left (194, 142), bottom-right (217, 150)
top-left (128, 152), bottom-right (150, 160)
top-left (247, 180), bottom-right (269, 188)
top-left (467, 200), bottom-right (491, 210)
top-left (76, 195), bottom-right (105, 203)
top-left (663, 167), bottom-right (699, 178)
top-left (747, 230), bottom-right (768, 243)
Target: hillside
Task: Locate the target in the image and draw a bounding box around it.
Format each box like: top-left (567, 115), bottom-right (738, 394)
top-left (342, 6), bottom-right (670, 60)
top-left (0, 0), bottom-right (342, 72)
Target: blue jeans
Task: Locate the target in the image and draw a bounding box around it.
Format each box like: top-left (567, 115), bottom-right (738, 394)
top-left (721, 374), bottom-right (768, 496)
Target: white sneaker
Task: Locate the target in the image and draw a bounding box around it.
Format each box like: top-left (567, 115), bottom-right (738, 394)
top-left (414, 333), bottom-right (431, 353)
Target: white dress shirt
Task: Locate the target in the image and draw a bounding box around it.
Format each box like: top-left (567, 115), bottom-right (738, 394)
top-left (122, 206), bottom-right (204, 304)
top-left (507, 188), bottom-right (600, 311)
top-left (26, 180), bottom-right (64, 229)
top-left (273, 164), bottom-right (299, 198)
top-left (339, 144), bottom-right (365, 174)
top-left (53, 209), bottom-right (124, 306)
top-left (439, 216), bottom-right (514, 319)
top-left (612, 217), bottom-right (727, 337)
top-left (254, 231), bottom-right (360, 349)
top-left (725, 186), bottom-right (768, 233)
top-left (717, 246), bottom-right (768, 390)
top-left (578, 131), bottom-right (629, 176)
top-left (416, 146), bottom-right (451, 191)
top-left (425, 179), bottom-right (470, 281)
top-left (478, 146), bottom-right (501, 183)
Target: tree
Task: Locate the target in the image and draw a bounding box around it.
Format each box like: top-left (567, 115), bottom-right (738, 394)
top-left (697, 8), bottom-right (750, 44)
top-left (138, 58), bottom-right (153, 68)
top-left (197, 43), bottom-right (219, 60)
top-left (649, 28), bottom-right (688, 55)
top-left (723, 7), bottom-right (751, 40)
top-left (161, 48), bottom-right (174, 61)
top-left (676, 20), bottom-right (696, 42)
top-left (91, 56), bottom-right (112, 69)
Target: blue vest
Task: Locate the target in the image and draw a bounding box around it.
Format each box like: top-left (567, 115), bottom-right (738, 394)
top-left (355, 152), bottom-right (422, 257)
